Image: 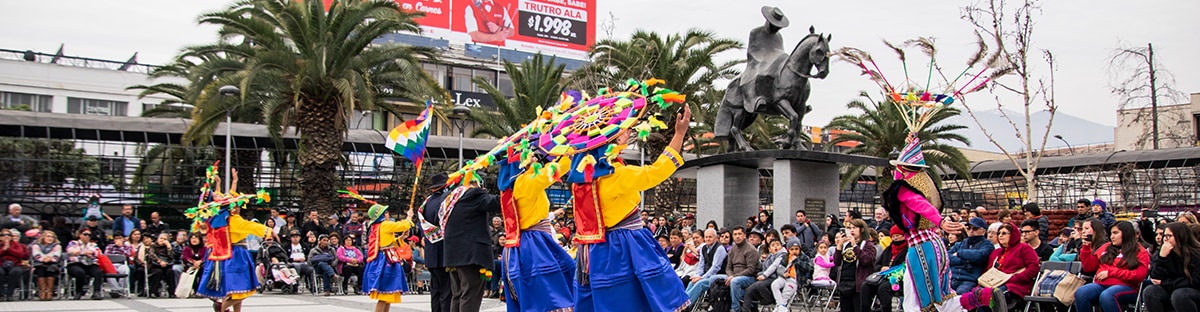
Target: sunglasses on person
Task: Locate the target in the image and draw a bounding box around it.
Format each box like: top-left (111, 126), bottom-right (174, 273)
top-left (1020, 230), bottom-right (1036, 234)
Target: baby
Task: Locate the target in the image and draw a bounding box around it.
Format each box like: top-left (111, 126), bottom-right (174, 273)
top-left (811, 242), bottom-right (835, 287)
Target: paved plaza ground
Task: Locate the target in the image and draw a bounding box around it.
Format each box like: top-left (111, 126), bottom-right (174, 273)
top-left (0, 293), bottom-right (507, 312)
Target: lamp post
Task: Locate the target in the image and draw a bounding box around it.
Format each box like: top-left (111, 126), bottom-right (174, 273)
top-left (1053, 134), bottom-right (1074, 156)
top-left (450, 103), bottom-right (472, 168)
top-left (218, 85), bottom-right (240, 192)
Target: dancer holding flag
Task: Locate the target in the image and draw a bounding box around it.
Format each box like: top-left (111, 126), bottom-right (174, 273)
top-left (187, 164), bottom-right (273, 312)
top-left (338, 190), bottom-right (414, 312)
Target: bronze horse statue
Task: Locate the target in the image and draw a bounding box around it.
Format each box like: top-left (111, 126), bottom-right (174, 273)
top-left (715, 26), bottom-right (831, 151)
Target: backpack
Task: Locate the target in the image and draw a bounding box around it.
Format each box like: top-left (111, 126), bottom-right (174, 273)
top-left (706, 282), bottom-right (732, 312)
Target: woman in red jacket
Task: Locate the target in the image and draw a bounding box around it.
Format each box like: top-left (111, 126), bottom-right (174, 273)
top-left (959, 222), bottom-right (1041, 312)
top-left (1074, 221), bottom-right (1150, 312)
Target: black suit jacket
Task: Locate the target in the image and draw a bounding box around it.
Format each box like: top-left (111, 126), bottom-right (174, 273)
top-left (440, 187), bottom-right (500, 270)
top-left (421, 189), bottom-right (450, 269)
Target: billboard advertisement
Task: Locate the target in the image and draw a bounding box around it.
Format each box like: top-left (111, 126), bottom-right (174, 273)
top-left (396, 0), bottom-right (596, 60)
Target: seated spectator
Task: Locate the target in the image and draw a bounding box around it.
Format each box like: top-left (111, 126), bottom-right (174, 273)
top-left (181, 233), bottom-right (205, 297)
top-left (103, 233), bottom-right (135, 297)
top-left (336, 234), bottom-right (363, 294)
top-left (751, 211), bottom-right (773, 234)
top-left (833, 219), bottom-right (876, 312)
top-left (0, 228), bottom-right (29, 301)
top-left (67, 228), bottom-right (105, 300)
top-left (675, 232), bottom-right (702, 286)
top-left (862, 226), bottom-right (908, 312)
top-left (665, 230), bottom-right (685, 267)
top-left (1050, 227), bottom-right (1082, 262)
top-left (31, 230), bottom-right (61, 301)
top-left (1023, 203), bottom-right (1050, 242)
top-left (811, 242), bottom-right (835, 287)
top-left (1075, 221), bottom-right (1149, 312)
top-left (285, 230), bottom-right (315, 292)
top-left (740, 240), bottom-right (808, 312)
top-left (948, 217), bottom-right (994, 294)
top-left (683, 229), bottom-right (727, 301)
top-left (308, 234), bottom-right (337, 295)
top-left (1091, 199), bottom-right (1117, 228)
top-left (1142, 222), bottom-right (1200, 311)
top-left (997, 210), bottom-right (1013, 224)
top-left (958, 222), bottom-right (1041, 312)
top-left (777, 224), bottom-right (803, 251)
top-left (146, 233), bottom-right (177, 298)
top-left (1021, 220), bottom-right (1053, 261)
top-left (684, 227), bottom-right (757, 311)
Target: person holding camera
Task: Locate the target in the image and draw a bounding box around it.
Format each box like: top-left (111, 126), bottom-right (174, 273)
top-left (67, 228), bottom-right (105, 300)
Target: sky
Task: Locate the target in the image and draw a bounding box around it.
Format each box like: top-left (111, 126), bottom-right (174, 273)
top-left (3, 0), bottom-right (1198, 132)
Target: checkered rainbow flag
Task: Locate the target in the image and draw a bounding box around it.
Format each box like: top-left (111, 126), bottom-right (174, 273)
top-left (385, 101), bottom-right (432, 164)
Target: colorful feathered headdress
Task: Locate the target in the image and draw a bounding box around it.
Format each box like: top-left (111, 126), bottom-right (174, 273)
top-left (338, 188), bottom-right (387, 227)
top-left (184, 161), bottom-right (271, 231)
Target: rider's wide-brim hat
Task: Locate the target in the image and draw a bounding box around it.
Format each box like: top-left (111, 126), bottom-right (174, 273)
top-left (761, 6), bottom-right (789, 28)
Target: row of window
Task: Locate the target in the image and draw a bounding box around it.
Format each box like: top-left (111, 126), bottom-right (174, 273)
top-left (422, 63), bottom-right (514, 97)
top-left (1, 91), bottom-right (129, 116)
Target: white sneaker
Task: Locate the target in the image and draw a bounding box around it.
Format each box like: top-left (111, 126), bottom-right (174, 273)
top-left (773, 304), bottom-right (789, 312)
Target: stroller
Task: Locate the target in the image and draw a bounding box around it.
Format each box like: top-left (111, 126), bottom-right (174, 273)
top-left (257, 240), bottom-right (301, 294)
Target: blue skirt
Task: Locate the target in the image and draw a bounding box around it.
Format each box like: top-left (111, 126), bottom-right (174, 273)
top-left (362, 254), bottom-right (409, 295)
top-left (576, 228), bottom-right (688, 312)
top-left (505, 230), bottom-right (577, 312)
top-left (196, 245), bottom-right (259, 299)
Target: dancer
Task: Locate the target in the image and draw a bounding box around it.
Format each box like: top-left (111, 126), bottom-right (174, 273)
top-left (497, 152), bottom-right (575, 311)
top-left (571, 104), bottom-right (692, 312)
top-left (192, 167), bottom-right (274, 312)
top-left (356, 198), bottom-right (415, 312)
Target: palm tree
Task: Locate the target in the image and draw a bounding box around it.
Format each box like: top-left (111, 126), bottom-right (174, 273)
top-left (825, 92), bottom-right (972, 190)
top-left (571, 29), bottom-right (741, 214)
top-left (190, 0), bottom-right (443, 214)
top-left (467, 53), bottom-right (565, 139)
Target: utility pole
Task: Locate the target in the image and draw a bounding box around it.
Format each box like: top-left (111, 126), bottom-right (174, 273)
top-left (1148, 43), bottom-right (1159, 149)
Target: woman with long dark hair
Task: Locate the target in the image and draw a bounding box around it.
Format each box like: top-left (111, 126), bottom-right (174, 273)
top-left (751, 211), bottom-right (773, 234)
top-left (1141, 222), bottom-right (1200, 311)
top-left (832, 219), bottom-right (876, 312)
top-left (1074, 221), bottom-right (1150, 312)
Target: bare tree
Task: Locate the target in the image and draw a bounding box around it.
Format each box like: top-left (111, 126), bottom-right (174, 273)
top-left (1108, 42), bottom-right (1188, 149)
top-left (960, 0), bottom-right (1058, 202)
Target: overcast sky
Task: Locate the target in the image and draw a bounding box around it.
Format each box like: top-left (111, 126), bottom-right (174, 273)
top-left (4, 0), bottom-right (1197, 130)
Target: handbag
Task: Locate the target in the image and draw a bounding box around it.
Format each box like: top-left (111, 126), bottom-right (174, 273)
top-left (977, 253), bottom-right (1025, 289)
top-left (865, 272), bottom-right (884, 285)
top-left (175, 268), bottom-right (198, 298)
top-left (396, 241), bottom-right (413, 261)
top-left (1031, 262), bottom-right (1086, 305)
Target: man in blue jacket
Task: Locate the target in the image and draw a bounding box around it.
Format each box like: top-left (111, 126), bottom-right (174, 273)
top-left (947, 217), bottom-right (994, 294)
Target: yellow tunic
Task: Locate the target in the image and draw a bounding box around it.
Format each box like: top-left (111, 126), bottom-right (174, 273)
top-left (595, 147), bottom-right (684, 227)
top-left (370, 219), bottom-right (413, 303)
top-left (512, 157), bottom-right (571, 230)
top-left (227, 215), bottom-right (271, 300)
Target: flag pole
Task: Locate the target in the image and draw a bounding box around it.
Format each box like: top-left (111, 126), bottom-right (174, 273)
top-left (407, 158), bottom-right (424, 212)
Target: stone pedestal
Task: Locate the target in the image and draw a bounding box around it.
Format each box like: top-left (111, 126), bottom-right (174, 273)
top-left (676, 150), bottom-right (888, 231)
top-left (773, 159), bottom-right (840, 229)
top-left (696, 164), bottom-right (760, 229)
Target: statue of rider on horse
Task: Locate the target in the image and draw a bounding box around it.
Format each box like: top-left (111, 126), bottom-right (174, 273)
top-left (715, 6), bottom-right (832, 151)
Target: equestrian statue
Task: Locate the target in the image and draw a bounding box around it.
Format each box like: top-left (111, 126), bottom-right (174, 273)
top-left (715, 6), bottom-right (832, 151)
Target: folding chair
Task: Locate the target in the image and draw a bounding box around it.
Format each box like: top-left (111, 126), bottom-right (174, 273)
top-left (689, 288), bottom-right (709, 312)
top-left (1023, 261), bottom-right (1083, 312)
top-left (104, 254), bottom-right (130, 298)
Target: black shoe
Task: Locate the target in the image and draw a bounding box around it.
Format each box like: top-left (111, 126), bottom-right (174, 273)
top-left (91, 292), bottom-right (103, 300)
top-left (73, 293), bottom-right (83, 300)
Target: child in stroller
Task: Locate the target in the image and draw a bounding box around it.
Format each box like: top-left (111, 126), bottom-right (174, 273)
top-left (258, 238), bottom-right (301, 293)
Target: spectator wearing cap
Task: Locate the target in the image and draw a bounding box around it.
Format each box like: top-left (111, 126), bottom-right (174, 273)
top-left (1022, 203), bottom-right (1050, 242)
top-left (1091, 199), bottom-right (1117, 228)
top-left (747, 231), bottom-right (766, 256)
top-left (307, 234), bottom-right (337, 295)
top-left (862, 226), bottom-right (908, 312)
top-left (325, 214), bottom-right (343, 240)
top-left (947, 217), bottom-right (994, 294)
top-left (680, 214), bottom-right (698, 233)
top-left (82, 216), bottom-right (109, 249)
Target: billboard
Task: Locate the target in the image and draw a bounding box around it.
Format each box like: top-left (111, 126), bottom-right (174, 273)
top-left (395, 0), bottom-right (596, 60)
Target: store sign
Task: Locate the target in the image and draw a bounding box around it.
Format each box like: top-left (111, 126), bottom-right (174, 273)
top-left (452, 90), bottom-right (498, 110)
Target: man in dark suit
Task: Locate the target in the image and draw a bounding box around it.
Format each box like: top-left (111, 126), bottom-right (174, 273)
top-left (440, 179), bottom-right (500, 312)
top-left (421, 173), bottom-right (453, 312)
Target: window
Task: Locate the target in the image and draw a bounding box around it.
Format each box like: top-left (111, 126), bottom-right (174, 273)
top-left (497, 73), bottom-right (514, 98)
top-left (0, 91), bottom-right (53, 112)
top-left (472, 70), bottom-right (495, 93)
top-left (452, 67), bottom-right (473, 92)
top-left (422, 63), bottom-right (446, 87)
top-left (98, 157), bottom-right (126, 179)
top-left (67, 97), bottom-right (128, 116)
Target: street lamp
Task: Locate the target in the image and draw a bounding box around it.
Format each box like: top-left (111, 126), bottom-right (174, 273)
top-left (449, 104), bottom-right (472, 168)
top-left (218, 85), bottom-right (239, 192)
top-left (1053, 134), bottom-right (1074, 156)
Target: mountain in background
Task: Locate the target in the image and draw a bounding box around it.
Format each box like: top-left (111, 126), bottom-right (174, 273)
top-left (945, 109), bottom-right (1114, 153)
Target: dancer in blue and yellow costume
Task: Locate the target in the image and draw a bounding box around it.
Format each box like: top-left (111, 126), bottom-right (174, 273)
top-left (338, 189), bottom-right (414, 312)
top-left (495, 142), bottom-right (576, 311)
top-left (186, 165), bottom-right (273, 312)
top-left (570, 102), bottom-right (692, 312)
